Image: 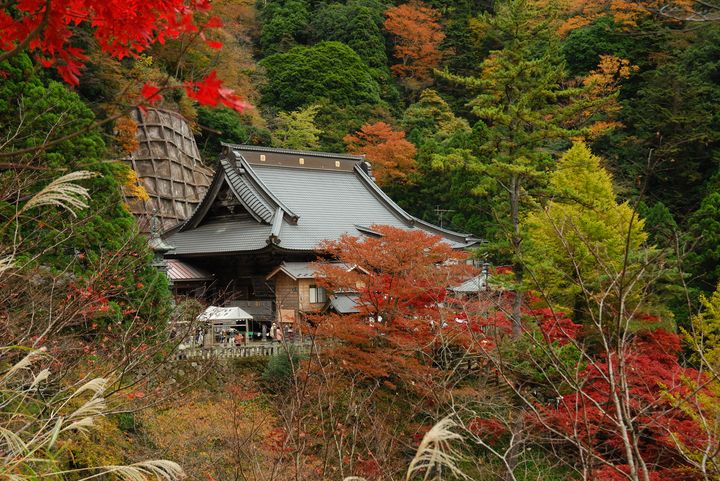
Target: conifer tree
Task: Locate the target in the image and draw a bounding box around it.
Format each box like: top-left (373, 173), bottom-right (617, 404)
top-left (442, 0), bottom-right (625, 334)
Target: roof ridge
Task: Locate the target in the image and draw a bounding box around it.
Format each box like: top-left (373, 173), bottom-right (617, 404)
top-left (352, 164), bottom-right (414, 224)
top-left (221, 159), bottom-right (274, 223)
top-left (224, 143), bottom-right (365, 161)
top-left (411, 216), bottom-right (482, 243)
top-left (352, 164), bottom-right (481, 245)
top-left (233, 153), bottom-right (299, 222)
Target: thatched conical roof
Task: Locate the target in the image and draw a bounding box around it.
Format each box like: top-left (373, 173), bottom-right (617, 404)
top-left (124, 108), bottom-right (214, 231)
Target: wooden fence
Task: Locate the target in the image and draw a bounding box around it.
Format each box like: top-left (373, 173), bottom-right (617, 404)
top-left (169, 341), bottom-right (315, 361)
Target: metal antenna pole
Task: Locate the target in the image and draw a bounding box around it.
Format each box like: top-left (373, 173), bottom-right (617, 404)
top-left (434, 205), bottom-right (455, 229)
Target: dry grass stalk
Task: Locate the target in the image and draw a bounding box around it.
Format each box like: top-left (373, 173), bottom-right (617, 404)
top-left (0, 348), bottom-right (186, 481)
top-left (342, 417), bottom-right (466, 481)
top-left (20, 170), bottom-right (98, 217)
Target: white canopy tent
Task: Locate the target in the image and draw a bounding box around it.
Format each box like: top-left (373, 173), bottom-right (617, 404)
top-left (197, 306), bottom-right (254, 345)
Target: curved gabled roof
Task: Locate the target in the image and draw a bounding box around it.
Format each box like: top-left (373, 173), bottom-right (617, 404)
top-left (165, 146), bottom-right (481, 255)
top-left (177, 153), bottom-right (297, 232)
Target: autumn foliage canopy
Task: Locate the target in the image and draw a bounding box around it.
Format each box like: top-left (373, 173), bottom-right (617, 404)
top-left (384, 1), bottom-right (444, 86)
top-left (0, 0), bottom-right (248, 112)
top-left (312, 225), bottom-right (472, 392)
top-left (343, 122), bottom-right (417, 185)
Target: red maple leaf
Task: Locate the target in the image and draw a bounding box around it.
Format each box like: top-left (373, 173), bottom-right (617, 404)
top-left (185, 71), bottom-right (249, 113)
top-left (140, 83), bottom-right (163, 104)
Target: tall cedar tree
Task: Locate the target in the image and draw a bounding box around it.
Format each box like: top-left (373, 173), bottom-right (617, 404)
top-left (442, 0), bottom-right (627, 334)
top-left (384, 1), bottom-right (445, 89)
top-left (312, 225), bottom-right (472, 393)
top-left (344, 122), bottom-right (417, 185)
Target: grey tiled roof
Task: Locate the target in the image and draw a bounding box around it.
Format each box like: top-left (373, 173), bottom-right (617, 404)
top-left (450, 274), bottom-right (488, 293)
top-left (266, 261), bottom-right (319, 280)
top-left (329, 294), bottom-right (361, 314)
top-left (252, 163), bottom-right (416, 249)
top-left (168, 218), bottom-right (272, 254)
top-left (165, 147), bottom-right (480, 255)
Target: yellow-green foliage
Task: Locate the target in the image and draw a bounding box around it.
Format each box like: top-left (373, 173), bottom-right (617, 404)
top-left (664, 285), bottom-right (720, 478)
top-left (272, 104), bottom-right (322, 150)
top-left (689, 283), bottom-right (720, 369)
top-left (523, 142), bottom-right (648, 308)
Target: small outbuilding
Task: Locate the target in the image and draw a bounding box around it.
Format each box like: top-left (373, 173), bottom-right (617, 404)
top-left (197, 306), bottom-right (254, 345)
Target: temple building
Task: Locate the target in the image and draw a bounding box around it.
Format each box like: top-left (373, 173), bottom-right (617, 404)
top-left (159, 143), bottom-right (480, 332)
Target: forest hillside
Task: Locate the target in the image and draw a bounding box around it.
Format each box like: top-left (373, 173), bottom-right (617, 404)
top-left (3, 0), bottom-right (720, 480)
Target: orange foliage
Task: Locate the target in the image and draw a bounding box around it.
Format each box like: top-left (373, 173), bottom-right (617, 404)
top-left (557, 0), bottom-right (697, 34)
top-left (384, 1), bottom-right (445, 87)
top-left (343, 122), bottom-right (417, 185)
top-left (578, 55), bottom-right (638, 138)
top-left (584, 55), bottom-right (639, 94)
top-left (114, 116), bottom-right (140, 154)
top-left (140, 387), bottom-right (285, 481)
top-left (312, 225), bottom-right (473, 393)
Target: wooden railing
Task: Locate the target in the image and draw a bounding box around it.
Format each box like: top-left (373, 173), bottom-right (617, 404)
top-left (169, 341), bottom-right (315, 361)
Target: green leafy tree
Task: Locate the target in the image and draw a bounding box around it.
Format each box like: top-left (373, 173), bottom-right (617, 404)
top-left (689, 192), bottom-right (720, 291)
top-left (272, 104), bottom-right (322, 150)
top-left (386, 89), bottom-right (490, 235)
top-left (0, 54), bottom-right (170, 329)
top-left (309, 0), bottom-right (400, 105)
top-left (523, 142), bottom-right (648, 311)
top-left (637, 201), bottom-right (677, 245)
top-left (310, 0), bottom-right (387, 69)
top-left (595, 24), bottom-right (720, 216)
top-left (402, 89), bottom-right (471, 142)
top-left (259, 41), bottom-right (382, 111)
top-left (196, 107), bottom-right (272, 161)
top-left (435, 0), bottom-right (487, 78)
top-left (313, 101), bottom-right (394, 153)
top-left (441, 0), bottom-right (623, 332)
top-left (259, 0), bottom-right (310, 55)
top-left (561, 17), bottom-right (636, 76)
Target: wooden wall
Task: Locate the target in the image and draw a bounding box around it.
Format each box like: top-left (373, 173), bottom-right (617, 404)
top-left (273, 274), bottom-right (326, 321)
top-left (274, 274), bottom-right (300, 312)
top-left (297, 278), bottom-right (325, 312)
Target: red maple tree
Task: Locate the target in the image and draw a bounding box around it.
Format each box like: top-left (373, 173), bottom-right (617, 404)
top-left (311, 225), bottom-right (473, 393)
top-left (538, 323), bottom-right (707, 480)
top-left (467, 306), bottom-right (714, 481)
top-left (343, 122), bottom-right (417, 185)
top-left (384, 1), bottom-right (445, 88)
top-left (0, 0), bottom-right (248, 112)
